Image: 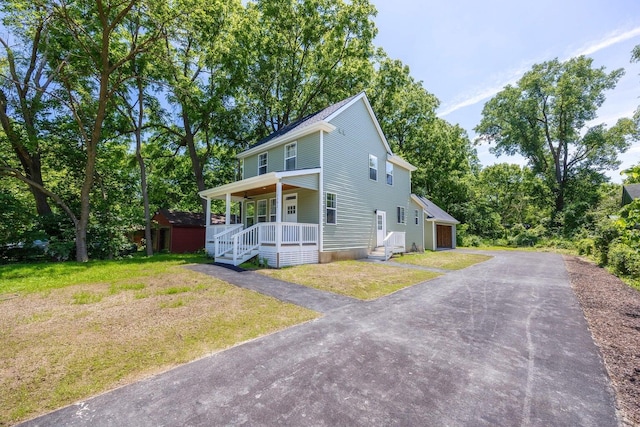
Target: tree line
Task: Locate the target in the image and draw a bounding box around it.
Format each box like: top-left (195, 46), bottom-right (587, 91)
top-left (0, 0), bottom-right (638, 274)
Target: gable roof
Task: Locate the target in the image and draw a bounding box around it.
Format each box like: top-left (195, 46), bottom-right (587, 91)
top-left (249, 93), bottom-right (361, 150)
top-left (237, 92), bottom-right (415, 172)
top-left (412, 195), bottom-right (459, 224)
top-left (623, 184), bottom-right (640, 200)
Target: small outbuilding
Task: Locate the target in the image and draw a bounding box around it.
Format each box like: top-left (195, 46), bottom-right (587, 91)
top-left (412, 195), bottom-right (459, 250)
top-left (151, 209), bottom-right (227, 253)
top-left (622, 184), bottom-right (640, 206)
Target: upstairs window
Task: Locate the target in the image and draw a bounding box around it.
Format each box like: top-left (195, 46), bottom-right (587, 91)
top-left (386, 161), bottom-right (393, 185)
top-left (369, 154), bottom-right (378, 181)
top-left (414, 209), bottom-right (419, 225)
top-left (326, 192), bottom-right (337, 225)
top-left (258, 152), bottom-right (268, 175)
top-left (285, 142), bottom-right (297, 171)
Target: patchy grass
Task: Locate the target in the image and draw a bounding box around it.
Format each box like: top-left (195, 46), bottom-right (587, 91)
top-left (0, 260), bottom-right (317, 425)
top-left (0, 253), bottom-right (210, 295)
top-left (259, 260), bottom-right (440, 300)
top-left (399, 251), bottom-right (492, 270)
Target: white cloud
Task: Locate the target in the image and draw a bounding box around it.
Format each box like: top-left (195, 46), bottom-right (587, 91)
top-left (438, 26), bottom-right (640, 118)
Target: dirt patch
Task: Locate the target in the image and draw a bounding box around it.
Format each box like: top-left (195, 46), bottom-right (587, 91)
top-left (565, 255), bottom-right (640, 426)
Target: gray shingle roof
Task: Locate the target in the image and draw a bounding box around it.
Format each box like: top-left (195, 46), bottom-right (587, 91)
top-left (624, 184), bottom-right (640, 201)
top-left (249, 92), bottom-right (362, 149)
top-left (414, 195), bottom-right (459, 224)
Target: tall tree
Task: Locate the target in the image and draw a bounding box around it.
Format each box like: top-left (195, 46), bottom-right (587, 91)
top-left (239, 0), bottom-right (377, 139)
top-left (476, 56), bottom-right (635, 219)
top-left (45, 0), bottom-right (167, 261)
top-left (368, 53), bottom-right (477, 216)
top-left (156, 0), bottom-right (244, 211)
top-left (0, 3), bottom-right (57, 216)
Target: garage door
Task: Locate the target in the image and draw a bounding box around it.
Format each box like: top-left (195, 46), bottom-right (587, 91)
top-left (436, 225), bottom-right (452, 248)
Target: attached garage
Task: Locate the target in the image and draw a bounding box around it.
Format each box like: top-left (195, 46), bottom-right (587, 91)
top-left (412, 195), bottom-right (459, 250)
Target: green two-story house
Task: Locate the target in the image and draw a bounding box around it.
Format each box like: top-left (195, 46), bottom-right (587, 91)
top-left (199, 92), bottom-right (451, 267)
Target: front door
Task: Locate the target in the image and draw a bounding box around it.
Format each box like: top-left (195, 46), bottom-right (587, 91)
top-left (376, 210), bottom-right (386, 247)
top-left (284, 194), bottom-right (298, 222)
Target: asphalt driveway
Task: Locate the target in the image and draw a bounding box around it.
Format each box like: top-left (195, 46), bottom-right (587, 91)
top-left (21, 251), bottom-right (618, 426)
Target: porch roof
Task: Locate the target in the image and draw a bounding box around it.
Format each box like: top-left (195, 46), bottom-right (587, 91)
top-left (199, 168), bottom-right (321, 201)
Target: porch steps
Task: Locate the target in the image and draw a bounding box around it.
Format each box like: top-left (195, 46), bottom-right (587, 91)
top-left (215, 248), bottom-right (259, 266)
top-left (368, 246), bottom-right (389, 261)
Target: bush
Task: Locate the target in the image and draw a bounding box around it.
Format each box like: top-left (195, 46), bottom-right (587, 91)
top-left (576, 238), bottom-right (596, 256)
top-left (608, 243), bottom-right (640, 278)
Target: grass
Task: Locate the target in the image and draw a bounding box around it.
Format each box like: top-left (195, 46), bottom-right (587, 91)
top-left (0, 253), bottom-right (210, 295)
top-left (0, 256), bottom-right (317, 425)
top-left (398, 251), bottom-right (492, 270)
top-left (259, 260), bottom-right (441, 300)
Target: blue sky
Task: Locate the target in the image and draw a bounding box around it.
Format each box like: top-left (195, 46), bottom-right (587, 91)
top-left (373, 0), bottom-right (640, 182)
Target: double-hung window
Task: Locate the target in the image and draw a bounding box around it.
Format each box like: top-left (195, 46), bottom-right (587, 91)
top-left (369, 154), bottom-right (378, 181)
top-left (269, 198), bottom-right (276, 222)
top-left (246, 201), bottom-right (255, 227)
top-left (257, 200), bottom-right (267, 223)
top-left (258, 152), bottom-right (268, 175)
top-left (397, 206), bottom-right (406, 224)
top-left (414, 209), bottom-right (419, 225)
top-left (285, 142), bottom-right (297, 171)
top-left (326, 192), bottom-right (337, 224)
top-left (386, 161), bottom-right (393, 185)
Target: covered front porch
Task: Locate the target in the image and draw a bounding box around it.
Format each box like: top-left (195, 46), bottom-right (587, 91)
top-left (199, 169), bottom-right (321, 267)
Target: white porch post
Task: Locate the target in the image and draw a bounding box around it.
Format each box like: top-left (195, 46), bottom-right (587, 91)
top-left (206, 198), bottom-right (211, 226)
top-left (276, 181), bottom-right (282, 267)
top-left (225, 193), bottom-right (231, 225)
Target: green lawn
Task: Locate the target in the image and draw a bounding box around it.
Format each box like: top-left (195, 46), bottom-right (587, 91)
top-left (0, 254), bottom-right (317, 425)
top-left (259, 260), bottom-right (441, 300)
top-left (0, 253), bottom-right (210, 295)
top-left (395, 250), bottom-right (492, 270)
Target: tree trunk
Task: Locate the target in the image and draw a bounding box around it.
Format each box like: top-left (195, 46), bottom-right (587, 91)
top-left (136, 78), bottom-right (153, 256)
top-left (182, 115), bottom-right (207, 213)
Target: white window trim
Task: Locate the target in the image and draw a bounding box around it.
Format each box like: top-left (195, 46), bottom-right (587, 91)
top-left (258, 152), bottom-right (268, 175)
top-left (246, 201), bottom-right (255, 226)
top-left (397, 206), bottom-right (406, 225)
top-left (369, 154), bottom-right (378, 182)
top-left (284, 142), bottom-right (297, 171)
top-left (257, 199), bottom-right (267, 223)
top-left (269, 198), bottom-right (276, 222)
top-left (326, 192), bottom-right (337, 225)
top-left (386, 161), bottom-right (393, 186)
top-left (240, 159), bottom-right (244, 179)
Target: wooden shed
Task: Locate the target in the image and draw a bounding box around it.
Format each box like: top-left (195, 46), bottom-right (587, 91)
top-left (151, 210), bottom-right (228, 253)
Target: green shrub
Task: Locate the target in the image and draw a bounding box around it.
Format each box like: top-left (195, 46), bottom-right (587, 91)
top-left (576, 238), bottom-right (596, 256)
top-left (608, 243), bottom-right (640, 277)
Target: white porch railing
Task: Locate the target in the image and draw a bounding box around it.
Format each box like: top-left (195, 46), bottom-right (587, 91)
top-left (259, 223), bottom-right (318, 245)
top-left (232, 224), bottom-right (260, 265)
top-left (383, 231), bottom-right (405, 260)
top-left (208, 224), bottom-right (243, 258)
top-left (211, 222), bottom-right (319, 266)
top-left (207, 224), bottom-right (242, 244)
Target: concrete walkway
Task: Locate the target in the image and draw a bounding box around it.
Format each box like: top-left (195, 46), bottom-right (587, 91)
top-left (21, 251), bottom-right (619, 426)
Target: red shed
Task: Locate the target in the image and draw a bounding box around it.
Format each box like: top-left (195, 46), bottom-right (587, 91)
top-left (151, 210), bottom-right (226, 253)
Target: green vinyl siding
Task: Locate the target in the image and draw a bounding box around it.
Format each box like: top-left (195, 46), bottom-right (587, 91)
top-left (241, 133), bottom-right (320, 179)
top-left (322, 97), bottom-right (419, 251)
top-left (282, 174), bottom-right (319, 190)
top-left (242, 189), bottom-right (318, 225)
